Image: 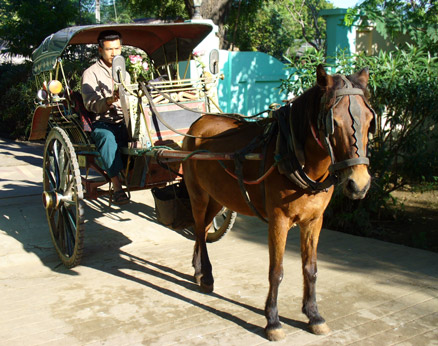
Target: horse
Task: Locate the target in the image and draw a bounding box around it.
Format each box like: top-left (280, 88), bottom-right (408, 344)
top-left (182, 65), bottom-right (376, 341)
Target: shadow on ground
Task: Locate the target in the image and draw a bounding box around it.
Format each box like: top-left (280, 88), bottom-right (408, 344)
top-left (1, 138), bottom-right (437, 341)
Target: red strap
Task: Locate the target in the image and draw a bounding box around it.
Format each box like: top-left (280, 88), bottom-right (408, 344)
top-left (223, 164), bottom-right (276, 185)
top-left (310, 123), bottom-right (326, 151)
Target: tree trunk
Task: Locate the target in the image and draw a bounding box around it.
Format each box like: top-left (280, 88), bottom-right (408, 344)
top-left (185, 0), bottom-right (233, 49)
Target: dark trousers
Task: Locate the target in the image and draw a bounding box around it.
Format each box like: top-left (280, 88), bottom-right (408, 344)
top-left (91, 121), bottom-right (128, 178)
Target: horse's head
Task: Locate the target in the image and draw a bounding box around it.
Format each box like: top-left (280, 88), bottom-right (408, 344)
top-left (316, 65), bottom-right (376, 200)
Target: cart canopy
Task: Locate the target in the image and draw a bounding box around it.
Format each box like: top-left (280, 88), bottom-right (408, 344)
top-left (32, 23), bottom-right (213, 75)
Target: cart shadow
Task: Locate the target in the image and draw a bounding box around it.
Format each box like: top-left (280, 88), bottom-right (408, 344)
top-left (88, 194), bottom-right (197, 241)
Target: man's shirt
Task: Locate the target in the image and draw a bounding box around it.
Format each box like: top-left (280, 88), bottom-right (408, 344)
top-left (81, 58), bottom-right (131, 124)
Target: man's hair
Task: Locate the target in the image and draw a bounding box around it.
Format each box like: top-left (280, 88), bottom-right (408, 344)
top-left (97, 30), bottom-right (122, 48)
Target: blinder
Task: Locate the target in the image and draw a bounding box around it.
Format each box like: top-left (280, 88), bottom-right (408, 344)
top-left (317, 76), bottom-right (377, 173)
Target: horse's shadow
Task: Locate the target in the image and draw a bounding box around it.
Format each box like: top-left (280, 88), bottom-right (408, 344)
top-left (54, 196), bottom-right (307, 339)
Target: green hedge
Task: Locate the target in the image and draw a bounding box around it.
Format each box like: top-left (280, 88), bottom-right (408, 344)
top-left (0, 63), bottom-right (35, 139)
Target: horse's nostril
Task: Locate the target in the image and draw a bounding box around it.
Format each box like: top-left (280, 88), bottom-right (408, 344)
top-left (347, 179), bottom-right (359, 193)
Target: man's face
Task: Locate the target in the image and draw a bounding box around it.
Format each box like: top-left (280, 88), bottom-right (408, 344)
top-left (99, 39), bottom-right (122, 67)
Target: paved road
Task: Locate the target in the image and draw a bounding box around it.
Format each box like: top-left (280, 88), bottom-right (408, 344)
top-left (0, 138), bottom-right (437, 345)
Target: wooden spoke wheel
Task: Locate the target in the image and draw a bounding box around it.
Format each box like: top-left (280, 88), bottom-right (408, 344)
top-left (42, 127), bottom-right (84, 268)
top-left (206, 208), bottom-right (236, 243)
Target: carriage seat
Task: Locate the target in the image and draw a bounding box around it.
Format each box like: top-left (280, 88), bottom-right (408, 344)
top-left (70, 91), bottom-right (93, 132)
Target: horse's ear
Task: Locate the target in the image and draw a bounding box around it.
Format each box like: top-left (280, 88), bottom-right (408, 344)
top-left (316, 64), bottom-right (332, 88)
top-left (352, 67), bottom-right (369, 88)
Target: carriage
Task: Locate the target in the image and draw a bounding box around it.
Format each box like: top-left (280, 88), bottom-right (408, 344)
top-left (30, 22), bottom-right (239, 268)
top-left (30, 21), bottom-right (377, 341)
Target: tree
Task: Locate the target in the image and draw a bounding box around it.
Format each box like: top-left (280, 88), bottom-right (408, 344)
top-left (0, 0), bottom-right (79, 58)
top-left (119, 0), bottom-right (189, 20)
top-left (119, 0), bottom-right (332, 57)
top-left (348, 0), bottom-right (438, 54)
top-left (226, 0), bottom-right (332, 59)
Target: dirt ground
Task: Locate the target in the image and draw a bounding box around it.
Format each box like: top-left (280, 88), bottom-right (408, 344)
top-left (375, 188), bottom-right (438, 253)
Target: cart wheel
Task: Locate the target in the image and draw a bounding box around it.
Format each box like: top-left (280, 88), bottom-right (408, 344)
top-left (206, 208), bottom-right (236, 243)
top-left (42, 127), bottom-right (84, 268)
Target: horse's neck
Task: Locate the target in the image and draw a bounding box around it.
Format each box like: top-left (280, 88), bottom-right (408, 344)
top-left (302, 129), bottom-right (332, 182)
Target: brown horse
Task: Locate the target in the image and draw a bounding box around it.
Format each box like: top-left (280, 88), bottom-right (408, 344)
top-left (182, 65), bottom-right (376, 341)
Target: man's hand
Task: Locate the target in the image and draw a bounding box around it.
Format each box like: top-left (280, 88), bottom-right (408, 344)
top-left (106, 90), bottom-right (119, 106)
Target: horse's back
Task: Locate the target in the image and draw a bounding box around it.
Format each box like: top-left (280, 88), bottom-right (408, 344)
top-left (183, 115), bottom-right (265, 152)
top-left (182, 115), bottom-right (269, 216)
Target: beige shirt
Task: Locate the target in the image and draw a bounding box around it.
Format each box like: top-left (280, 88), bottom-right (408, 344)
top-left (81, 58), bottom-right (131, 124)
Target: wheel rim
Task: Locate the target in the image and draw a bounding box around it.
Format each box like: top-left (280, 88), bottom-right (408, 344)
top-left (43, 128), bottom-right (84, 267)
top-left (206, 208), bottom-right (236, 243)
top-left (211, 208), bottom-right (227, 232)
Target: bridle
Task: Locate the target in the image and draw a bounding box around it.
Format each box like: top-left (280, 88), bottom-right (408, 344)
top-left (316, 75), bottom-right (377, 174)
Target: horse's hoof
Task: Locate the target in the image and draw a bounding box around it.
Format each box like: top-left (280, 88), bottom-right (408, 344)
top-left (200, 281), bottom-right (214, 293)
top-left (194, 274), bottom-right (202, 285)
top-left (265, 328), bottom-right (285, 341)
top-left (309, 322), bottom-right (331, 335)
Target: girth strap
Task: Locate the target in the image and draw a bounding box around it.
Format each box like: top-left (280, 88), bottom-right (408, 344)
top-left (231, 121), bottom-right (277, 224)
top-left (234, 157), bottom-right (268, 223)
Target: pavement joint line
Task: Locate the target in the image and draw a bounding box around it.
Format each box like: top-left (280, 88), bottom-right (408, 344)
top-left (343, 311), bottom-right (438, 346)
top-left (385, 311), bottom-right (438, 345)
top-left (390, 325), bottom-right (438, 346)
top-left (325, 297), bottom-right (438, 344)
top-left (149, 316), bottom-right (264, 342)
top-left (324, 286), bottom-right (435, 325)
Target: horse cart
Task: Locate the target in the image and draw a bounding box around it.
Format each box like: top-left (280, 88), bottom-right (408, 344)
top-left (29, 23), bottom-right (238, 268)
top-left (29, 20), bottom-right (379, 340)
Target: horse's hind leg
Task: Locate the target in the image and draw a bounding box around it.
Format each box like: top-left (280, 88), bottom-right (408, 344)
top-left (187, 184), bottom-right (221, 293)
top-left (300, 217), bottom-right (331, 335)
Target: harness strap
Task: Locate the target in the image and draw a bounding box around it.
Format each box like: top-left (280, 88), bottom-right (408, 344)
top-left (329, 157), bottom-right (369, 172)
top-left (234, 157), bottom-right (269, 223)
top-left (220, 163), bottom-right (276, 184)
top-left (229, 120), bottom-right (277, 224)
top-left (310, 122), bottom-right (325, 150)
top-left (274, 108), bottom-right (337, 192)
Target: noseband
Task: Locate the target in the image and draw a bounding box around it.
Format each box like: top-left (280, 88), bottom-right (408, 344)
top-left (317, 76), bottom-right (377, 173)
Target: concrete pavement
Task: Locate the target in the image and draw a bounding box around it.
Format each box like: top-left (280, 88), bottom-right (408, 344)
top-left (0, 138), bottom-right (437, 345)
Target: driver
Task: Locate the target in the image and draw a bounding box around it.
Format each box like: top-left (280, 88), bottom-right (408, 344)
top-left (81, 30), bottom-right (131, 205)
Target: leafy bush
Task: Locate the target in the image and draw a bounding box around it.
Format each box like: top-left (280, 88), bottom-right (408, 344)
top-left (281, 45), bottom-right (438, 232)
top-left (0, 63), bottom-right (36, 139)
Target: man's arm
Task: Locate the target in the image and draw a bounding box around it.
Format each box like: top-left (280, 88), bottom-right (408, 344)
top-left (81, 69), bottom-right (117, 114)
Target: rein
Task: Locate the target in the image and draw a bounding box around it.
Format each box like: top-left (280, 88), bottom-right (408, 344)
top-left (142, 76), bottom-right (376, 221)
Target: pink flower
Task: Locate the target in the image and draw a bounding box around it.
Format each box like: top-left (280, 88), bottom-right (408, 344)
top-left (193, 50), bottom-right (205, 57)
top-left (129, 55), bottom-right (142, 64)
top-left (142, 61), bottom-right (149, 71)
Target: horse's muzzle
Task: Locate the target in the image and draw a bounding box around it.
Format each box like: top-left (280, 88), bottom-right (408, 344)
top-left (341, 165), bottom-right (371, 200)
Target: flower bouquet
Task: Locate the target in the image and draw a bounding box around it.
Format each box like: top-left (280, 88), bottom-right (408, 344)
top-left (126, 55), bottom-right (155, 83)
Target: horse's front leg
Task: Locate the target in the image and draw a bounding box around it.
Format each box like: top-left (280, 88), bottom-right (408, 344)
top-left (300, 217), bottom-right (331, 335)
top-left (264, 216), bottom-right (289, 341)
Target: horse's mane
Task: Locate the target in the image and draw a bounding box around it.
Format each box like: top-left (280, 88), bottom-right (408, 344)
top-left (290, 73), bottom-right (370, 148)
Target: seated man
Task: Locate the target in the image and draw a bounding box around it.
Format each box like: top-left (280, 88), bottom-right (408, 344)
top-left (81, 30), bottom-right (131, 205)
